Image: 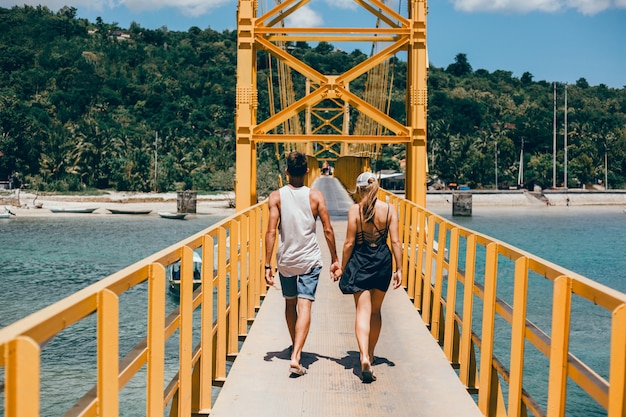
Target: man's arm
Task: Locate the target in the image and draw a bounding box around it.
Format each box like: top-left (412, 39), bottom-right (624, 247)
top-left (310, 189), bottom-right (341, 278)
top-left (264, 190), bottom-right (280, 286)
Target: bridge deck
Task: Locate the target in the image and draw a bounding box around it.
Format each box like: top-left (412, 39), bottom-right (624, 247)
top-left (209, 177), bottom-right (483, 416)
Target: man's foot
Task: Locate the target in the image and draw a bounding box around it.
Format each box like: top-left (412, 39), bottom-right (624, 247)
top-left (289, 364), bottom-right (307, 376)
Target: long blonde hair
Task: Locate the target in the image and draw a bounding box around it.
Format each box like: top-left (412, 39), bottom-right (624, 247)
top-left (358, 178), bottom-right (379, 223)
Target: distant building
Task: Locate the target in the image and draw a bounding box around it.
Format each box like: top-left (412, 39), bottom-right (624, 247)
top-left (378, 170), bottom-right (404, 191)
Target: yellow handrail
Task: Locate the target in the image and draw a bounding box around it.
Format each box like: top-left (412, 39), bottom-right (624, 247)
top-left (381, 189), bottom-right (626, 417)
top-left (0, 201), bottom-right (269, 417)
top-left (2, 191), bottom-right (626, 416)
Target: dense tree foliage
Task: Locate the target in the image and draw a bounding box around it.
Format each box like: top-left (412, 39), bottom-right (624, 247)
top-left (1, 5), bottom-right (624, 193)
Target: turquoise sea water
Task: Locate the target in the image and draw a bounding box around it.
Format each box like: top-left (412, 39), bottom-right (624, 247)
top-left (435, 204), bottom-right (626, 416)
top-left (0, 214), bottom-right (225, 416)
top-left (1, 206), bottom-right (625, 416)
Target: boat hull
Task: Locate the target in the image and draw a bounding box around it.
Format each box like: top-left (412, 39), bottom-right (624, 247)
top-left (50, 208), bottom-right (98, 213)
top-left (107, 209), bottom-right (152, 215)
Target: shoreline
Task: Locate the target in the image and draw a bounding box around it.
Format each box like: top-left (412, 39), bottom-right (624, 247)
top-left (0, 190), bottom-right (236, 218)
top-left (2, 189), bottom-right (626, 218)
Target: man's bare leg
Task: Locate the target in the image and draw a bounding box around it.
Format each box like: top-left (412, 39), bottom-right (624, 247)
top-left (290, 297), bottom-right (312, 372)
top-left (285, 298), bottom-right (298, 346)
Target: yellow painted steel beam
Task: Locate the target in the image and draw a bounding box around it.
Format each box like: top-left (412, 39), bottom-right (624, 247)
top-left (5, 337), bottom-right (39, 417)
top-left (404, 0), bottom-right (428, 207)
top-left (253, 134), bottom-right (410, 143)
top-left (98, 289), bottom-right (119, 417)
top-left (264, 0), bottom-right (312, 28)
top-left (256, 37), bottom-right (327, 85)
top-left (235, 0), bottom-right (258, 211)
top-left (609, 304), bottom-right (626, 417)
top-left (358, 0), bottom-right (409, 26)
top-left (337, 38), bottom-right (409, 84)
top-left (262, 35), bottom-right (402, 42)
top-left (508, 257), bottom-right (529, 417)
top-left (255, 27), bottom-right (410, 35)
top-left (147, 263), bottom-right (166, 416)
top-left (335, 85), bottom-right (409, 135)
top-left (547, 276), bottom-right (573, 417)
top-left (256, 0), bottom-right (304, 27)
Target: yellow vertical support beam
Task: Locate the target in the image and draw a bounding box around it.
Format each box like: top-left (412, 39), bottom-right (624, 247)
top-left (260, 205), bottom-right (270, 299)
top-left (430, 221), bottom-right (447, 341)
top-left (443, 227), bottom-right (460, 362)
top-left (508, 257), bottom-right (529, 417)
top-left (609, 304), bottom-right (626, 417)
top-left (177, 246), bottom-right (195, 416)
top-left (421, 215), bottom-right (436, 326)
top-left (235, 0), bottom-right (258, 211)
top-left (239, 215), bottom-right (250, 335)
top-left (249, 208), bottom-right (260, 318)
top-left (5, 336), bottom-right (39, 417)
top-left (413, 210), bottom-right (426, 311)
top-left (406, 205), bottom-right (419, 300)
top-left (478, 243), bottom-right (503, 416)
top-left (147, 263), bottom-right (166, 416)
top-left (229, 220), bottom-right (240, 355)
top-left (196, 235), bottom-right (215, 413)
top-left (459, 234), bottom-right (477, 387)
top-left (98, 289), bottom-right (119, 417)
top-left (405, 0), bottom-right (428, 206)
top-left (547, 275), bottom-right (573, 417)
top-left (216, 227), bottom-right (229, 380)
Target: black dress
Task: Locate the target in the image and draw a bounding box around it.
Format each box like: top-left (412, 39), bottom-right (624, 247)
top-left (339, 205), bottom-right (392, 294)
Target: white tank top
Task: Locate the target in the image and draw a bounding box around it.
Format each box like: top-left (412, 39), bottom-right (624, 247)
top-left (276, 185), bottom-right (323, 276)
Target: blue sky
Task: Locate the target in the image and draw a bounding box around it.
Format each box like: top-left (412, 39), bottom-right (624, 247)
top-left (3, 0), bottom-right (625, 88)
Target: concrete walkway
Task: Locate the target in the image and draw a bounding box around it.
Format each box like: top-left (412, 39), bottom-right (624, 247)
top-left (209, 177), bottom-right (483, 416)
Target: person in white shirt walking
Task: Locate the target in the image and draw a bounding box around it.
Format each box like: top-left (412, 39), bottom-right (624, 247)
top-left (264, 151), bottom-right (341, 376)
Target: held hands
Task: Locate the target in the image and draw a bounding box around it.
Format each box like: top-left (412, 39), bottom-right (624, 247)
top-left (265, 267), bottom-right (275, 287)
top-left (329, 261), bottom-right (342, 281)
top-left (392, 270), bottom-right (402, 289)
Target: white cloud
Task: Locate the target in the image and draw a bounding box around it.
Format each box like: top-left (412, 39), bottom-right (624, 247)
top-left (451, 0), bottom-right (626, 15)
top-left (122, 0), bottom-right (231, 15)
top-left (285, 5), bottom-right (323, 27)
top-left (324, 0), bottom-right (357, 10)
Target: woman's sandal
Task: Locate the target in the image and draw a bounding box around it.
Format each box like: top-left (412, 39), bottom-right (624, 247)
top-left (361, 364), bottom-right (376, 383)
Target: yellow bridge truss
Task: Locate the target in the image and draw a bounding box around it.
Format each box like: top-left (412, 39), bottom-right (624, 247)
top-left (235, 0), bottom-right (428, 209)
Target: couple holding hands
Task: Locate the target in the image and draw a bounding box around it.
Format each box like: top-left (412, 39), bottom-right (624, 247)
top-left (264, 151), bottom-right (403, 383)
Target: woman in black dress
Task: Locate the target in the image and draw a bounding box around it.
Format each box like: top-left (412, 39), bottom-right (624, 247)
top-left (337, 172), bottom-right (403, 382)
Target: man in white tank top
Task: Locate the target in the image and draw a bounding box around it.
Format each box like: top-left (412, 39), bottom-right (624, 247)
top-left (264, 151), bottom-right (341, 376)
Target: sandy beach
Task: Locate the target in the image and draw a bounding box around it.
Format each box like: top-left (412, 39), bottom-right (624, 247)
top-left (0, 190), bottom-right (236, 218)
top-left (2, 188), bottom-right (626, 218)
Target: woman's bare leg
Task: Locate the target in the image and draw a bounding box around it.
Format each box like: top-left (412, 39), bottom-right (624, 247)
top-left (368, 289), bottom-right (386, 362)
top-left (354, 291), bottom-right (372, 369)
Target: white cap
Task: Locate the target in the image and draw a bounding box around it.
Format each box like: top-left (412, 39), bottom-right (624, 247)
top-left (356, 172), bottom-right (377, 187)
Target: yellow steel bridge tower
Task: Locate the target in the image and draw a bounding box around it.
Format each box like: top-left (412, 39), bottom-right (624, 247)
top-left (234, 0), bottom-right (428, 210)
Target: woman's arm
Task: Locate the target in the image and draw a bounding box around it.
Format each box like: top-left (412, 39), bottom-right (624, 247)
top-left (387, 203), bottom-right (403, 289)
top-left (340, 204), bottom-right (359, 272)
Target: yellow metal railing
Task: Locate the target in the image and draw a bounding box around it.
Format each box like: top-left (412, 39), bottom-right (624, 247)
top-left (0, 201), bottom-right (269, 417)
top-left (3, 189), bottom-right (626, 417)
top-left (382, 189), bottom-right (626, 417)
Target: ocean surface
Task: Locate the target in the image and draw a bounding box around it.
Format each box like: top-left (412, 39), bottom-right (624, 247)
top-left (1, 206), bottom-right (625, 416)
top-left (435, 204), bottom-right (626, 417)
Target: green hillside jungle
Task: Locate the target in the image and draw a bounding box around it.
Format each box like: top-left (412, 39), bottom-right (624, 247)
top-left (1, 5), bottom-right (625, 198)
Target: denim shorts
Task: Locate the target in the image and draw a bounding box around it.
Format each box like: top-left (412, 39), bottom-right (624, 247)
top-left (279, 266), bottom-right (322, 301)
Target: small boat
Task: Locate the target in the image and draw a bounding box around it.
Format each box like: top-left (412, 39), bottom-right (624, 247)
top-left (50, 207), bottom-right (98, 213)
top-left (158, 211), bottom-right (186, 220)
top-left (1, 207), bottom-right (15, 219)
top-left (167, 251), bottom-right (203, 297)
top-left (166, 246), bottom-right (226, 297)
top-left (107, 208), bottom-right (152, 215)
